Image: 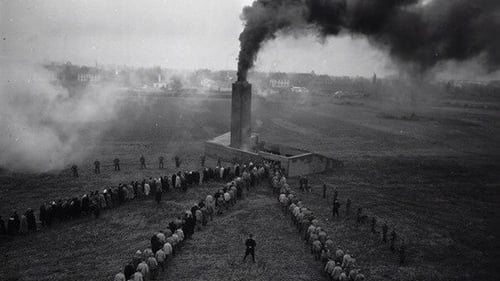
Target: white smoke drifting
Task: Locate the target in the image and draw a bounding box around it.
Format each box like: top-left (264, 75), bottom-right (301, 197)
top-left (0, 62), bottom-right (120, 172)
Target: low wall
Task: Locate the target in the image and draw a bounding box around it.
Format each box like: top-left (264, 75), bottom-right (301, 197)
top-left (287, 153), bottom-right (343, 177)
top-left (205, 141), bottom-right (261, 163)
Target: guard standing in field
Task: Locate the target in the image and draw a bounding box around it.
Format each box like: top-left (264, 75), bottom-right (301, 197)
top-left (399, 241), bottom-right (406, 265)
top-left (332, 199), bottom-right (340, 218)
top-left (158, 156), bottom-right (164, 169)
top-left (71, 164), bottom-right (78, 177)
top-left (371, 217), bottom-right (377, 233)
top-left (243, 234), bottom-right (256, 263)
top-left (0, 216), bottom-right (6, 235)
top-left (382, 223), bottom-right (388, 242)
top-left (174, 155), bottom-right (181, 168)
top-left (94, 160), bottom-right (100, 174)
top-left (140, 155), bottom-right (146, 169)
top-left (390, 230), bottom-right (397, 252)
top-left (113, 158), bottom-right (120, 171)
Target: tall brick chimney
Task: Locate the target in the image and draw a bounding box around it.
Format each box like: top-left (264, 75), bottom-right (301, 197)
top-left (230, 81), bottom-right (252, 150)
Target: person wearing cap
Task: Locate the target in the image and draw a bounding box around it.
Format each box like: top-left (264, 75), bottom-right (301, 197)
top-left (324, 259), bottom-right (336, 276)
top-left (132, 270), bottom-right (143, 281)
top-left (155, 248), bottom-right (166, 272)
top-left (123, 262), bottom-right (136, 280)
top-left (147, 255), bottom-right (159, 280)
top-left (243, 234), bottom-right (256, 263)
top-left (136, 259), bottom-right (149, 281)
top-left (114, 272), bottom-right (126, 281)
top-left (331, 262), bottom-right (343, 281)
top-left (163, 241), bottom-right (173, 259)
top-left (132, 250), bottom-right (142, 269)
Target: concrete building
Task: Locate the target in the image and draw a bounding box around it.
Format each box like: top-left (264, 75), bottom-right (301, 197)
top-left (204, 80), bottom-right (342, 177)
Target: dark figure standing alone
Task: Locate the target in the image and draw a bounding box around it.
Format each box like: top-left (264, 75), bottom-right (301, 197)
top-left (94, 160), bottom-right (100, 174)
top-left (113, 158), bottom-right (120, 171)
top-left (140, 155), bottom-right (146, 169)
top-left (390, 230), bottom-right (397, 252)
top-left (71, 165), bottom-right (78, 177)
top-left (332, 199), bottom-right (340, 218)
top-left (322, 184), bottom-right (327, 199)
top-left (243, 234), bottom-right (256, 263)
top-left (382, 223), bottom-right (388, 243)
top-left (158, 156), bottom-right (164, 169)
top-left (174, 155), bottom-right (181, 168)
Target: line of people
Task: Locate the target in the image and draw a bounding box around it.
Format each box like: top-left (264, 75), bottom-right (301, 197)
top-left (273, 170), bottom-right (366, 281)
top-left (71, 155), bottom-right (186, 177)
top-left (114, 161), bottom-right (270, 281)
top-left (0, 159), bottom-right (268, 238)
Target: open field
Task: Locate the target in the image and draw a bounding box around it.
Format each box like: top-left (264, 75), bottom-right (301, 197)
top-left (1, 94), bottom-right (500, 280)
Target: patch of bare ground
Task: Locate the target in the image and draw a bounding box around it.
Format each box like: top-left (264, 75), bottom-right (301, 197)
top-left (163, 185), bottom-right (326, 281)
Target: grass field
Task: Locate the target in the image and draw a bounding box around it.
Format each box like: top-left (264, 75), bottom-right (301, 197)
top-left (1, 94), bottom-right (499, 280)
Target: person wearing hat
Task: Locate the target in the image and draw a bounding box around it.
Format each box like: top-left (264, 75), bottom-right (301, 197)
top-left (243, 234), bottom-right (256, 263)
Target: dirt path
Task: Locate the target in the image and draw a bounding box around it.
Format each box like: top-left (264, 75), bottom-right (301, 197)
top-left (162, 186), bottom-right (326, 281)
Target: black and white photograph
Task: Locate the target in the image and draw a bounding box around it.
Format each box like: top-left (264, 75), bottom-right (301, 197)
top-left (1, 0), bottom-right (499, 280)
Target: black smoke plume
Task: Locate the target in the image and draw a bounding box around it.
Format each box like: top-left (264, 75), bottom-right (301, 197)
top-left (237, 0), bottom-right (500, 81)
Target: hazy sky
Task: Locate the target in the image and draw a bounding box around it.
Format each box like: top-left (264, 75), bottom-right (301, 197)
top-left (0, 0), bottom-right (408, 77)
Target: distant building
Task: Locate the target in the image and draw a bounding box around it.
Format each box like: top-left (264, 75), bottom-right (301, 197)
top-left (269, 72), bottom-right (290, 89)
top-left (77, 72), bottom-right (100, 82)
top-left (153, 74), bottom-right (168, 89)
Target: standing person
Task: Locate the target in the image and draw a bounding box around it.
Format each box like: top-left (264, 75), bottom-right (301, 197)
top-left (399, 241), bottom-right (406, 265)
top-left (26, 208), bottom-right (36, 233)
top-left (390, 230), bottom-right (397, 252)
top-left (158, 156), bottom-right (164, 169)
top-left (322, 184), bottom-right (327, 199)
top-left (305, 176), bottom-right (310, 192)
top-left (71, 164), bottom-right (78, 177)
top-left (174, 155), bottom-right (181, 168)
top-left (114, 158), bottom-right (120, 171)
top-left (371, 217), bottom-right (377, 233)
top-left (155, 186), bottom-right (162, 204)
top-left (243, 234), bottom-right (256, 263)
top-left (94, 160), bottom-right (100, 174)
top-left (382, 223), bottom-right (388, 243)
top-left (140, 155), bottom-right (146, 169)
top-left (200, 155), bottom-right (206, 167)
top-left (332, 199), bottom-right (340, 218)
top-left (0, 216), bottom-right (6, 235)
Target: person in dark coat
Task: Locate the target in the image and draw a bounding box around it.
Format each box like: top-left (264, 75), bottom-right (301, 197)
top-left (81, 195), bottom-right (90, 214)
top-left (26, 209), bottom-right (36, 233)
top-left (94, 160), bottom-right (100, 174)
top-left (71, 164), bottom-right (78, 177)
top-left (39, 203), bottom-right (47, 227)
top-left (7, 212), bottom-right (20, 235)
top-left (124, 263), bottom-right (135, 280)
top-left (168, 221), bottom-right (176, 234)
top-left (151, 234), bottom-right (162, 253)
top-left (140, 155), bottom-right (146, 169)
top-left (0, 216), bottom-right (6, 235)
top-left (158, 156), bottom-right (164, 169)
top-left (155, 186), bottom-right (162, 204)
top-left (243, 234), bottom-right (256, 263)
top-left (174, 155), bottom-right (181, 168)
top-left (171, 174), bottom-right (177, 189)
top-left (113, 158), bottom-right (120, 171)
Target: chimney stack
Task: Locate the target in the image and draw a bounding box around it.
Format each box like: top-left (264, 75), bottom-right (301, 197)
top-left (230, 81), bottom-right (252, 150)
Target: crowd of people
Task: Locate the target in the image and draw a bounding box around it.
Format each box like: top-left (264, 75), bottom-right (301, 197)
top-left (274, 170), bottom-right (366, 281)
top-left (113, 161), bottom-right (270, 281)
top-left (0, 156), bottom-right (269, 239)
